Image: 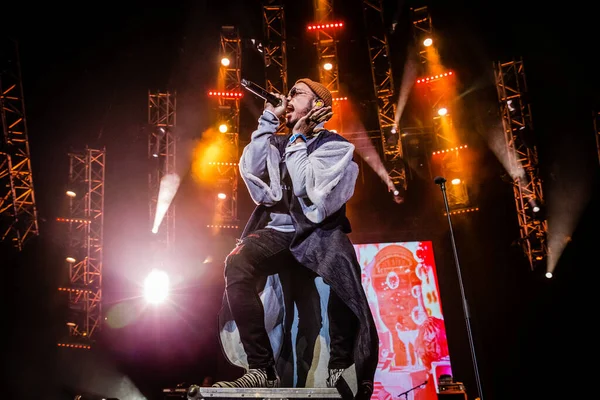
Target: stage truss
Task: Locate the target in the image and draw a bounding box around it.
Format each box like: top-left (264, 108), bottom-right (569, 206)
top-left (263, 3), bottom-right (289, 134)
top-left (148, 90), bottom-right (177, 249)
top-left (58, 147), bottom-right (105, 347)
top-left (0, 38), bottom-right (39, 250)
top-left (494, 58), bottom-right (548, 269)
top-left (363, 0), bottom-right (406, 191)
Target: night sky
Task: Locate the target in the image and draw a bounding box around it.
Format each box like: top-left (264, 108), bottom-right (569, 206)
top-left (2, 1), bottom-right (598, 400)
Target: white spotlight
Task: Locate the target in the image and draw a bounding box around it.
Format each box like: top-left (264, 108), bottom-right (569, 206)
top-left (143, 269), bottom-right (170, 304)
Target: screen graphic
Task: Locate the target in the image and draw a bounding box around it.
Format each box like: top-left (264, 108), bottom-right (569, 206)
top-left (354, 241), bottom-right (452, 400)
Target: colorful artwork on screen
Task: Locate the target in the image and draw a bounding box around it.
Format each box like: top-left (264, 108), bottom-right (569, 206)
top-left (354, 241), bottom-right (452, 400)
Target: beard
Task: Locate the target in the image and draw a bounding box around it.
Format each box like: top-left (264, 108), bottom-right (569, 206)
top-left (285, 108), bottom-right (309, 129)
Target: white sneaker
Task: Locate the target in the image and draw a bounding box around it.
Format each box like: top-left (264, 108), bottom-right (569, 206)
top-left (212, 367), bottom-right (280, 388)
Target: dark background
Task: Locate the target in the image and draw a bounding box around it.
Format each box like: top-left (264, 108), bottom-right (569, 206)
top-left (2, 1), bottom-right (598, 399)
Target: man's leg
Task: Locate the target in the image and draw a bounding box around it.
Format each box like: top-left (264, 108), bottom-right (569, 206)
top-left (214, 228), bottom-right (294, 388)
top-left (327, 288), bottom-right (358, 387)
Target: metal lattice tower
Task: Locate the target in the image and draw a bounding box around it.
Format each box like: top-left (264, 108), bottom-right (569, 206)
top-left (311, 0), bottom-right (343, 131)
top-left (494, 58), bottom-right (548, 269)
top-left (263, 3), bottom-right (288, 134)
top-left (410, 6), bottom-right (433, 66)
top-left (0, 38), bottom-right (39, 250)
top-left (363, 0), bottom-right (406, 191)
top-left (213, 26), bottom-right (241, 226)
top-left (57, 147), bottom-right (105, 348)
top-left (312, 0), bottom-right (339, 94)
top-left (410, 6), bottom-right (453, 149)
top-left (148, 91), bottom-right (177, 249)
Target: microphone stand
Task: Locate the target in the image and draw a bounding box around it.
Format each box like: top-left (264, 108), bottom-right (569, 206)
top-left (434, 176), bottom-right (484, 400)
top-left (397, 380), bottom-right (427, 399)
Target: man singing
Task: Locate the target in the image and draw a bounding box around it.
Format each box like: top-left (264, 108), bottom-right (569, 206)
top-left (213, 78), bottom-right (378, 400)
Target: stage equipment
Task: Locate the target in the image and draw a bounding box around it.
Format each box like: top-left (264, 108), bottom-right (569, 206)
top-left (435, 176), bottom-right (483, 400)
top-left (148, 92), bottom-right (176, 248)
top-left (0, 38), bottom-right (39, 250)
top-left (411, 6), bottom-right (433, 66)
top-left (262, 3), bottom-right (288, 133)
top-left (209, 26), bottom-right (242, 228)
top-left (362, 0), bottom-right (407, 192)
top-left (57, 147), bottom-right (106, 347)
top-left (309, 0), bottom-right (342, 132)
top-left (493, 58), bottom-right (548, 269)
top-left (184, 386), bottom-right (341, 400)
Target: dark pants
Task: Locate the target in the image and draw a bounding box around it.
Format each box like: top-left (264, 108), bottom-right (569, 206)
top-left (224, 228), bottom-right (358, 370)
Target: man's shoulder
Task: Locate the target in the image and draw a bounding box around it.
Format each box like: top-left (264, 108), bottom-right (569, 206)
top-left (313, 129), bottom-right (349, 146)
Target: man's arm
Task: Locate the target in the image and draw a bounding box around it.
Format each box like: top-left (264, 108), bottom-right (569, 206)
top-left (238, 94), bottom-right (289, 206)
top-left (239, 110), bottom-right (280, 179)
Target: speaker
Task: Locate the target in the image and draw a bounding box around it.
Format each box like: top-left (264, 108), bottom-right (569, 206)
top-left (437, 391), bottom-right (467, 400)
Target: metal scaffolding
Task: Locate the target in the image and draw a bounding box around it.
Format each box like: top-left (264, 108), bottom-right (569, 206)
top-left (148, 91), bottom-right (177, 249)
top-left (212, 26), bottom-right (241, 226)
top-left (263, 3), bottom-right (288, 134)
top-left (363, 0), bottom-right (406, 191)
top-left (410, 6), bottom-right (433, 66)
top-left (311, 0), bottom-right (342, 132)
top-left (0, 38), bottom-right (39, 251)
top-left (410, 5), bottom-right (453, 149)
top-left (494, 58), bottom-right (548, 269)
top-left (58, 147), bottom-right (105, 347)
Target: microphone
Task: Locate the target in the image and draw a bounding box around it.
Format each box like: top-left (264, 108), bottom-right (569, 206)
top-left (434, 176), bottom-right (446, 185)
top-left (241, 79), bottom-right (282, 107)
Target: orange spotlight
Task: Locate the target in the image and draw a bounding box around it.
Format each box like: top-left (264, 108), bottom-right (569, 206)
top-left (438, 107), bottom-right (448, 116)
top-left (323, 62), bottom-right (333, 71)
top-left (221, 57), bottom-right (230, 67)
top-left (219, 124), bottom-right (228, 133)
top-left (423, 38), bottom-right (433, 47)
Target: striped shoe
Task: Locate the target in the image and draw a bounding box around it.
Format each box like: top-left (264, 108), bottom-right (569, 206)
top-left (327, 368), bottom-right (345, 388)
top-left (212, 367), bottom-right (280, 388)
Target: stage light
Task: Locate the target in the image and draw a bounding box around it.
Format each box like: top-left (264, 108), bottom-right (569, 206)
top-left (208, 91), bottom-right (243, 98)
top-left (219, 124), bottom-right (228, 133)
top-left (221, 57), bottom-right (230, 67)
top-left (66, 190), bottom-right (76, 197)
top-left (66, 256), bottom-right (76, 263)
top-left (437, 107), bottom-right (448, 116)
top-left (152, 127), bottom-right (166, 158)
top-left (307, 22), bottom-right (344, 31)
top-left (423, 38), bottom-right (433, 47)
top-left (217, 192), bottom-right (227, 200)
top-left (323, 62), bottom-right (333, 71)
top-left (416, 71), bottom-right (454, 84)
top-left (143, 269), bottom-right (170, 304)
top-left (451, 178), bottom-right (461, 185)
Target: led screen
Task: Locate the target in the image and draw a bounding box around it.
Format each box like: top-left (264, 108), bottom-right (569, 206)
top-left (354, 241), bottom-right (452, 399)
